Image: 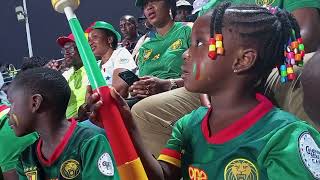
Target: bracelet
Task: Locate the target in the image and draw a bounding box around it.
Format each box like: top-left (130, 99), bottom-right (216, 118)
top-left (169, 79), bottom-right (178, 90)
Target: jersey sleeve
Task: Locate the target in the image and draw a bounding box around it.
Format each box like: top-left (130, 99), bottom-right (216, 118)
top-left (259, 121), bottom-right (320, 180)
top-left (113, 48), bottom-right (137, 72)
top-left (283, 0), bottom-right (320, 12)
top-left (157, 113), bottom-right (192, 168)
top-left (81, 134), bottom-right (120, 180)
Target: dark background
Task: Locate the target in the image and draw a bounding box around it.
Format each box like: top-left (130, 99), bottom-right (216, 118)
top-left (0, 0), bottom-right (141, 67)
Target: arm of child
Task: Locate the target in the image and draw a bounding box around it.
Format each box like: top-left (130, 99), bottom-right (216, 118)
top-left (259, 121), bottom-right (320, 179)
top-left (108, 88), bottom-right (182, 180)
top-left (80, 134), bottom-right (120, 180)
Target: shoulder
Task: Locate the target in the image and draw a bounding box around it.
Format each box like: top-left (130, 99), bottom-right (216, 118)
top-left (75, 123), bottom-right (105, 140)
top-left (175, 107), bottom-right (209, 129)
top-left (281, 0), bottom-right (320, 12)
top-left (62, 67), bottom-right (75, 80)
top-left (18, 139), bottom-right (38, 162)
top-left (174, 22), bottom-right (192, 33)
top-left (112, 48), bottom-right (133, 60)
top-left (113, 47), bottom-right (130, 56)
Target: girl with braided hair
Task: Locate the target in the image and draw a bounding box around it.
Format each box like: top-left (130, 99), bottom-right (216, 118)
top-left (87, 2), bottom-right (320, 179)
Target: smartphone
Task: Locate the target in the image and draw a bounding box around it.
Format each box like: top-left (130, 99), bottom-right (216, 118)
top-left (118, 70), bottom-right (140, 86)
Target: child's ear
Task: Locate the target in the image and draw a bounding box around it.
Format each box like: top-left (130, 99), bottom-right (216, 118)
top-left (31, 94), bottom-right (43, 113)
top-left (232, 48), bottom-right (257, 73)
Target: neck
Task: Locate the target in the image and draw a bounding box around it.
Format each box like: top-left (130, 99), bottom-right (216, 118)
top-left (101, 48), bottom-right (114, 64)
top-left (207, 82), bottom-right (258, 134)
top-left (155, 19), bottom-right (174, 36)
top-left (126, 34), bottom-right (138, 41)
top-left (73, 59), bottom-right (83, 70)
top-left (36, 114), bottom-right (70, 149)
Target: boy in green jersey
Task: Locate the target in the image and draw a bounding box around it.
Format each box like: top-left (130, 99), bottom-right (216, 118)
top-left (8, 68), bottom-right (119, 180)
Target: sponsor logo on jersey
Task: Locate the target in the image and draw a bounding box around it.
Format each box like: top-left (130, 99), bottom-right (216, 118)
top-left (60, 159), bottom-right (80, 179)
top-left (98, 152), bottom-right (114, 176)
top-left (299, 132), bottom-right (320, 179)
top-left (119, 58), bottom-right (129, 64)
top-left (188, 166), bottom-right (208, 180)
top-left (24, 167), bottom-right (37, 180)
top-left (224, 158), bottom-right (259, 180)
top-left (169, 39), bottom-right (183, 51)
top-left (255, 0), bottom-right (275, 6)
top-left (143, 49), bottom-right (153, 61)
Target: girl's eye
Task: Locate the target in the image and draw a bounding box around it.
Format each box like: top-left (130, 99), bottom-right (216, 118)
top-left (196, 41), bottom-right (203, 47)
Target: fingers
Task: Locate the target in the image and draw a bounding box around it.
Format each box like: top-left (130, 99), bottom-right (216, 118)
top-left (110, 88), bottom-right (129, 108)
top-left (89, 100), bottom-right (103, 122)
top-left (85, 85), bottom-right (93, 103)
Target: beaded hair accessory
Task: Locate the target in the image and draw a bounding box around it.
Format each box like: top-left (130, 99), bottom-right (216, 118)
top-left (208, 34), bottom-right (224, 60)
top-left (267, 6), bottom-right (305, 83)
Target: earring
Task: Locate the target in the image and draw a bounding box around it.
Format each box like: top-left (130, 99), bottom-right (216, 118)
top-left (233, 69), bottom-right (238, 73)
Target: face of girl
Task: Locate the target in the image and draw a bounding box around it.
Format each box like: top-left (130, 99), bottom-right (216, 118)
top-left (143, 0), bottom-right (171, 28)
top-left (182, 14), bottom-right (237, 95)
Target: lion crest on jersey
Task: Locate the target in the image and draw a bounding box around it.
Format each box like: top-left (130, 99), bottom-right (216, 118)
top-left (255, 0), bottom-right (275, 6)
top-left (60, 159), bottom-right (80, 179)
top-left (224, 158), bottom-right (259, 180)
top-left (143, 49), bottom-right (153, 61)
top-left (169, 39), bottom-right (183, 51)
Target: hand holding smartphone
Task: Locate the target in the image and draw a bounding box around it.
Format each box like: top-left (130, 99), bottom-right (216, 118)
top-left (118, 70), bottom-right (140, 86)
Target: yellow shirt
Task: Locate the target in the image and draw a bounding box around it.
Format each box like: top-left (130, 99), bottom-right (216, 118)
top-left (63, 66), bottom-right (88, 118)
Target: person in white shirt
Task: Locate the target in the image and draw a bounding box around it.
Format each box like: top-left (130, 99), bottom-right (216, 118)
top-left (88, 21), bottom-right (137, 97)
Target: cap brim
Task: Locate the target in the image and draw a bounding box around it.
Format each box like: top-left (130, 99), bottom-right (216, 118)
top-left (56, 36), bottom-right (74, 47)
top-left (92, 26), bottom-right (121, 42)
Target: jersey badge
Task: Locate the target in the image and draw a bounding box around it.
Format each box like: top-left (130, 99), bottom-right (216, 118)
top-left (24, 166), bottom-right (37, 180)
top-left (98, 152), bottom-right (114, 176)
top-left (143, 49), bottom-right (153, 61)
top-left (255, 0), bottom-right (275, 6)
top-left (169, 39), bottom-right (183, 51)
top-left (188, 166), bottom-right (208, 180)
top-left (299, 132), bottom-right (320, 179)
top-left (152, 54), bottom-right (161, 60)
top-left (60, 159), bottom-right (81, 179)
top-left (224, 158), bottom-right (259, 180)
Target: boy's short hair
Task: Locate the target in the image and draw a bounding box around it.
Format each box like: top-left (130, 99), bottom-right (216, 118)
top-left (21, 56), bottom-right (50, 71)
top-left (12, 67), bottom-right (71, 119)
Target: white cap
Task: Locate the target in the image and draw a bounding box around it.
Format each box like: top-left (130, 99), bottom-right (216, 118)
top-left (176, 0), bottom-right (192, 7)
top-left (192, 0), bottom-right (209, 14)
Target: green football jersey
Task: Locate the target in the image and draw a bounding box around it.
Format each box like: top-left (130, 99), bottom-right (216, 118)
top-left (198, 0), bottom-right (320, 16)
top-left (138, 22), bottom-right (192, 79)
top-left (158, 94), bottom-right (320, 180)
top-left (16, 119), bottom-right (120, 180)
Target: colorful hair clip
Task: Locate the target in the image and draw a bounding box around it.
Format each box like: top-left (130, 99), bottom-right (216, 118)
top-left (208, 34), bottom-right (224, 60)
top-left (279, 29), bottom-right (305, 83)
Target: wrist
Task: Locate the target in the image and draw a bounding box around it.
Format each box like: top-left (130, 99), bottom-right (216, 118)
top-left (168, 79), bottom-right (178, 90)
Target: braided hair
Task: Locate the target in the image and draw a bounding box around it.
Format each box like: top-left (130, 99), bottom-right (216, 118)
top-left (209, 2), bottom-right (303, 83)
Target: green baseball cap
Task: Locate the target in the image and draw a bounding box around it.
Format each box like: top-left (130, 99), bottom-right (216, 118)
top-left (91, 21), bottom-right (121, 42)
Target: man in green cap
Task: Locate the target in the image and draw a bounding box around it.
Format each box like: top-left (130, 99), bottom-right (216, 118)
top-left (128, 0), bottom-right (201, 156)
top-left (197, 0), bottom-right (320, 129)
